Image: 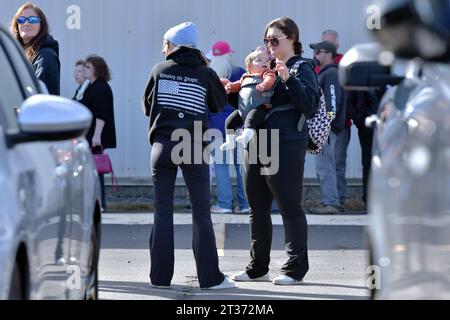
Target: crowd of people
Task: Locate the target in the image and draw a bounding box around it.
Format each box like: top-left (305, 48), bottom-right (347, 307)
top-left (10, 2), bottom-right (382, 289)
top-left (10, 2), bottom-right (117, 212)
top-left (204, 32), bottom-right (380, 216)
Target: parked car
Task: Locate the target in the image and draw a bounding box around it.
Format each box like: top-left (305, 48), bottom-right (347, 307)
top-left (0, 25), bottom-right (101, 300)
top-left (340, 0), bottom-right (450, 299)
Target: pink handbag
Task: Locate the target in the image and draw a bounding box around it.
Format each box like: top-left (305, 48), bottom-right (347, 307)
top-left (92, 146), bottom-right (112, 174)
top-left (92, 146), bottom-right (119, 192)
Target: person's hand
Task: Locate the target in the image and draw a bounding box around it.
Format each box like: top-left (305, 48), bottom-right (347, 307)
top-left (225, 83), bottom-right (232, 94)
top-left (220, 78), bottom-right (231, 87)
top-left (92, 135), bottom-right (102, 147)
top-left (256, 83), bottom-right (267, 92)
top-left (275, 59), bottom-right (291, 82)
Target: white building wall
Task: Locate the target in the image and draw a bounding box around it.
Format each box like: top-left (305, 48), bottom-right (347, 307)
top-left (1, 0), bottom-right (376, 179)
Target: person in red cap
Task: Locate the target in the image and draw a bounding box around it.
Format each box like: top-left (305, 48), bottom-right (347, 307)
top-left (208, 41), bottom-right (250, 215)
top-left (212, 41), bottom-right (234, 56)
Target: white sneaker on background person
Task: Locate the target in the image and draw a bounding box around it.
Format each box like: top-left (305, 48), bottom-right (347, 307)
top-left (235, 129), bottom-right (255, 147)
top-left (234, 206), bottom-right (250, 214)
top-left (210, 205), bottom-right (233, 214)
top-left (220, 134), bottom-right (237, 151)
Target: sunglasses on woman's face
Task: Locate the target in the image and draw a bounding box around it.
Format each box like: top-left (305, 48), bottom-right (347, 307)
top-left (263, 35), bottom-right (288, 48)
top-left (17, 16), bottom-right (41, 25)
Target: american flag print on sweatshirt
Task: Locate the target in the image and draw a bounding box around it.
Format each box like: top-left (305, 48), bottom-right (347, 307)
top-left (157, 79), bottom-right (207, 114)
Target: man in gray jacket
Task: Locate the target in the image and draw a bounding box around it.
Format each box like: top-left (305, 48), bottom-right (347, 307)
top-left (309, 41), bottom-right (346, 214)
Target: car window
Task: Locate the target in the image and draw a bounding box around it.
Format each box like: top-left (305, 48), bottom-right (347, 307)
top-left (0, 42), bottom-right (23, 134)
top-left (0, 32), bottom-right (39, 97)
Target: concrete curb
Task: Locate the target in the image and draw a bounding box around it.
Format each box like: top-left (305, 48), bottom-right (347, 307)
top-left (102, 213), bottom-right (369, 226)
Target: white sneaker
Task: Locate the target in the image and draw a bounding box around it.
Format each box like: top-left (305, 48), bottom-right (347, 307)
top-left (211, 205), bottom-right (233, 214)
top-left (272, 275), bottom-right (304, 286)
top-left (234, 206), bottom-right (250, 214)
top-left (220, 134), bottom-right (236, 151)
top-left (202, 276), bottom-right (235, 290)
top-left (220, 142), bottom-right (235, 151)
top-left (235, 129), bottom-right (255, 147)
top-left (231, 271), bottom-right (270, 282)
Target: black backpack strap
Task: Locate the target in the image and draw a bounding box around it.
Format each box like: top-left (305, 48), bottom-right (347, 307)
top-left (298, 114), bottom-right (307, 132)
top-left (263, 58), bottom-right (317, 127)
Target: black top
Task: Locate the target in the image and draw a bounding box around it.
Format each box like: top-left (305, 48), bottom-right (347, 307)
top-left (31, 34), bottom-right (60, 95)
top-left (73, 84), bottom-right (82, 100)
top-left (142, 46), bottom-right (227, 145)
top-left (347, 89), bottom-right (383, 129)
top-left (318, 64), bottom-right (346, 134)
top-left (81, 80), bottom-right (117, 149)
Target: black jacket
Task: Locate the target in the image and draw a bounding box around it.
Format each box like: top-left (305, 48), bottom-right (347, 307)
top-left (318, 64), bottom-right (346, 134)
top-left (81, 80), bottom-right (117, 149)
top-left (31, 35), bottom-right (60, 95)
top-left (142, 46), bottom-right (227, 145)
top-left (347, 89), bottom-right (384, 129)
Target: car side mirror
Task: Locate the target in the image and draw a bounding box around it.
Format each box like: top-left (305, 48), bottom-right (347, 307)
top-left (6, 95), bottom-right (92, 147)
top-left (339, 43), bottom-right (404, 90)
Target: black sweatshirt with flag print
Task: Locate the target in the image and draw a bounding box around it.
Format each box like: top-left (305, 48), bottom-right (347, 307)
top-left (142, 46), bottom-right (227, 145)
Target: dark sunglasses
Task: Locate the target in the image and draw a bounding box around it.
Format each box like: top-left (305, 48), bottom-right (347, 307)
top-left (17, 16), bottom-right (41, 24)
top-left (263, 35), bottom-right (288, 47)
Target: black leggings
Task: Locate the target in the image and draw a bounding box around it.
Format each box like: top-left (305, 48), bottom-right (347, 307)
top-left (149, 136), bottom-right (224, 288)
top-left (244, 142), bottom-right (310, 281)
top-left (225, 107), bottom-right (269, 132)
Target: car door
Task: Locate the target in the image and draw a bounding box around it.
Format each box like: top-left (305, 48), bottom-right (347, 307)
top-left (68, 136), bottom-right (94, 293)
top-left (0, 29), bottom-right (75, 299)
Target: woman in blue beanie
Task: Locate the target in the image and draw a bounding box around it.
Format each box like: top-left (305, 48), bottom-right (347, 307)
top-left (142, 22), bottom-right (234, 290)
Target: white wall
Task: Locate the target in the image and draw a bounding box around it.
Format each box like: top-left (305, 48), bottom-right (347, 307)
top-left (1, 0), bottom-right (376, 179)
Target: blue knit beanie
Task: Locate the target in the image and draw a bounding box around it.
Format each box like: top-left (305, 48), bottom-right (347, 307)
top-left (164, 22), bottom-right (198, 48)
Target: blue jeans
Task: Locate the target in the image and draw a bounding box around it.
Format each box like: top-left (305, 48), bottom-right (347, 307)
top-left (335, 127), bottom-right (351, 204)
top-left (213, 147), bottom-right (248, 210)
top-left (315, 131), bottom-right (340, 207)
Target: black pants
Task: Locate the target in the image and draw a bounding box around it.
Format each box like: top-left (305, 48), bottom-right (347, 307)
top-left (357, 125), bottom-right (374, 204)
top-left (91, 145), bottom-right (107, 210)
top-left (149, 136), bottom-right (224, 288)
top-left (225, 107), bottom-right (268, 132)
top-left (244, 141), bottom-right (309, 281)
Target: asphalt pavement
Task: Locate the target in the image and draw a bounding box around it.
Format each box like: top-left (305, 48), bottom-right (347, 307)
top-left (98, 213), bottom-right (370, 300)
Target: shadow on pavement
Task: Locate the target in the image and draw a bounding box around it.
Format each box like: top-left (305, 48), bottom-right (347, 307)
top-left (99, 280), bottom-right (369, 300)
top-left (101, 225), bottom-right (365, 251)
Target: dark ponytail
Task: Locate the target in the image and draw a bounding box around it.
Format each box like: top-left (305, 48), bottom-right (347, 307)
top-left (294, 42), bottom-right (304, 55)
